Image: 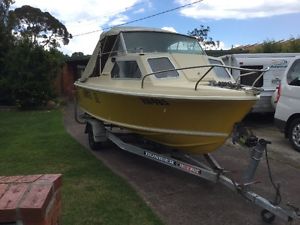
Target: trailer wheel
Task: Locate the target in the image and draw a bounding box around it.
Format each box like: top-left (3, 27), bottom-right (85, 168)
top-left (87, 124), bottom-right (101, 151)
top-left (288, 118), bottom-right (300, 152)
top-left (261, 209), bottom-right (275, 223)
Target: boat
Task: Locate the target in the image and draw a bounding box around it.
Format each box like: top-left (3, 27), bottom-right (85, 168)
top-left (75, 26), bottom-right (265, 155)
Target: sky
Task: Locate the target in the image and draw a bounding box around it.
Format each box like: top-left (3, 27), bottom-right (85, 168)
top-left (13, 0), bottom-right (300, 55)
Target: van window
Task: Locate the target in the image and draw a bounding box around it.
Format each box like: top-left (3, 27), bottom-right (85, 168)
top-left (287, 59), bottom-right (300, 86)
top-left (111, 61), bottom-right (141, 79)
top-left (240, 65), bottom-right (263, 87)
top-left (148, 57), bottom-right (179, 78)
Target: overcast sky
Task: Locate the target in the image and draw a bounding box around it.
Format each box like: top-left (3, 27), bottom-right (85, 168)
top-left (13, 0), bottom-right (300, 55)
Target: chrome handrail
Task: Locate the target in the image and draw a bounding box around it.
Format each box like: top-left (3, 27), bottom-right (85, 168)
top-left (141, 64), bottom-right (269, 90)
top-left (194, 65), bottom-right (269, 90)
top-left (194, 67), bottom-right (214, 90)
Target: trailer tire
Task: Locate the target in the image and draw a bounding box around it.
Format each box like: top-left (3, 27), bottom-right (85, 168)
top-left (87, 124), bottom-right (102, 151)
top-left (261, 209), bottom-right (275, 223)
top-left (288, 118), bottom-right (300, 152)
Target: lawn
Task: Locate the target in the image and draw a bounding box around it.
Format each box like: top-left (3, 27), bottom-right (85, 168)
top-left (0, 110), bottom-right (163, 225)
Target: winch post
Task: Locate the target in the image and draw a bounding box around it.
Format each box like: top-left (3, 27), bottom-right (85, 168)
top-left (242, 139), bottom-right (270, 185)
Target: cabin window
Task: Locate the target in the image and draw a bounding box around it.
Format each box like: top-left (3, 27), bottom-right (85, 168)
top-left (208, 58), bottom-right (231, 81)
top-left (101, 35), bottom-right (117, 72)
top-left (287, 59), bottom-right (300, 86)
top-left (168, 41), bottom-right (202, 54)
top-left (110, 36), bottom-right (124, 57)
top-left (148, 57), bottom-right (179, 78)
top-left (111, 61), bottom-right (142, 79)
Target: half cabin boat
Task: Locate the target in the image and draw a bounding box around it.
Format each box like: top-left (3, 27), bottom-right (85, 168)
top-left (75, 27), bottom-right (262, 155)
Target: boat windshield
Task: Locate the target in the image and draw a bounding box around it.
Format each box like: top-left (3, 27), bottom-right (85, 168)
top-left (122, 31), bottom-right (205, 55)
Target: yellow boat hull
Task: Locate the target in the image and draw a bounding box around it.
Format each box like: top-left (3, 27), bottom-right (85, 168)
top-left (77, 87), bottom-right (255, 154)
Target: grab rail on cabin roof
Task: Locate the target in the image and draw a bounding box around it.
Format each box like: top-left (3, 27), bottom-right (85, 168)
top-left (141, 64), bottom-right (270, 90)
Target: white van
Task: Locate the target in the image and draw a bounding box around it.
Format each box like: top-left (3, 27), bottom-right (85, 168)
top-left (221, 53), bottom-right (300, 112)
top-left (274, 56), bottom-right (300, 151)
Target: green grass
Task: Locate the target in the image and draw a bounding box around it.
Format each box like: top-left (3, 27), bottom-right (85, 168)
top-left (0, 110), bottom-right (163, 225)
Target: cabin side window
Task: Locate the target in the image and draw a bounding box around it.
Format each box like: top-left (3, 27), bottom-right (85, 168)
top-left (111, 61), bottom-right (142, 79)
top-left (148, 57), bottom-right (179, 78)
top-left (100, 35), bottom-right (117, 72)
top-left (287, 59), bottom-right (300, 86)
top-left (110, 36), bottom-right (124, 57)
top-left (100, 35), bottom-right (126, 72)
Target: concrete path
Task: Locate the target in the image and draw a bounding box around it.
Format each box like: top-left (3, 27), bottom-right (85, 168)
top-left (63, 103), bottom-right (300, 225)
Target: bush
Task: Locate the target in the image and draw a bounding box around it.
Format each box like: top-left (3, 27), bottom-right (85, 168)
top-left (0, 78), bottom-right (14, 105)
top-left (251, 37), bottom-right (300, 53)
top-left (2, 39), bottom-right (64, 109)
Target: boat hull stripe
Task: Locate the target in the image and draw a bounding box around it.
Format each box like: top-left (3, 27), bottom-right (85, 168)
top-left (83, 109), bottom-right (228, 137)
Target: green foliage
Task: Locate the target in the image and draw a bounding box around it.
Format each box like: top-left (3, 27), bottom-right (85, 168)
top-left (0, 2), bottom-right (69, 109)
top-left (251, 38), bottom-right (300, 53)
top-left (188, 25), bottom-right (219, 49)
top-left (253, 39), bottom-right (282, 53)
top-left (71, 52), bottom-right (84, 57)
top-left (0, 78), bottom-right (14, 105)
top-left (0, 0), bottom-right (15, 105)
top-left (285, 38), bottom-right (300, 52)
top-left (1, 39), bottom-right (65, 108)
top-left (0, 0), bottom-right (14, 26)
top-left (188, 25), bottom-right (210, 42)
top-left (0, 0), bottom-right (14, 62)
top-left (11, 5), bottom-right (72, 48)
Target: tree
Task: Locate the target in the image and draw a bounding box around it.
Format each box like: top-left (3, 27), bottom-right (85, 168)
top-left (250, 38), bottom-right (300, 53)
top-left (188, 25), bottom-right (219, 50)
top-left (286, 38), bottom-right (300, 52)
top-left (0, 3), bottom-right (69, 108)
top-left (10, 5), bottom-right (72, 48)
top-left (0, 0), bottom-right (15, 105)
top-left (0, 0), bottom-right (14, 26)
top-left (71, 52), bottom-right (85, 57)
top-left (254, 40), bottom-right (282, 53)
top-left (4, 39), bottom-right (65, 108)
top-left (0, 0), bottom-right (14, 54)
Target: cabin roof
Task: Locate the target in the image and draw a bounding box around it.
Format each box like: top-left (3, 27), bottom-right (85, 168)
top-left (99, 26), bottom-right (174, 41)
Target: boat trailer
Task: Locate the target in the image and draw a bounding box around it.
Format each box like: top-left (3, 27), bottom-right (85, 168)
top-left (83, 117), bottom-right (300, 224)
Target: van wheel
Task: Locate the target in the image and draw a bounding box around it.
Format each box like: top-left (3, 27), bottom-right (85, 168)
top-left (87, 124), bottom-right (101, 151)
top-left (288, 118), bottom-right (300, 152)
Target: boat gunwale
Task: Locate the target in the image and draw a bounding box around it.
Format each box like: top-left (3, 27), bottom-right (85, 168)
top-left (75, 81), bottom-right (259, 101)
